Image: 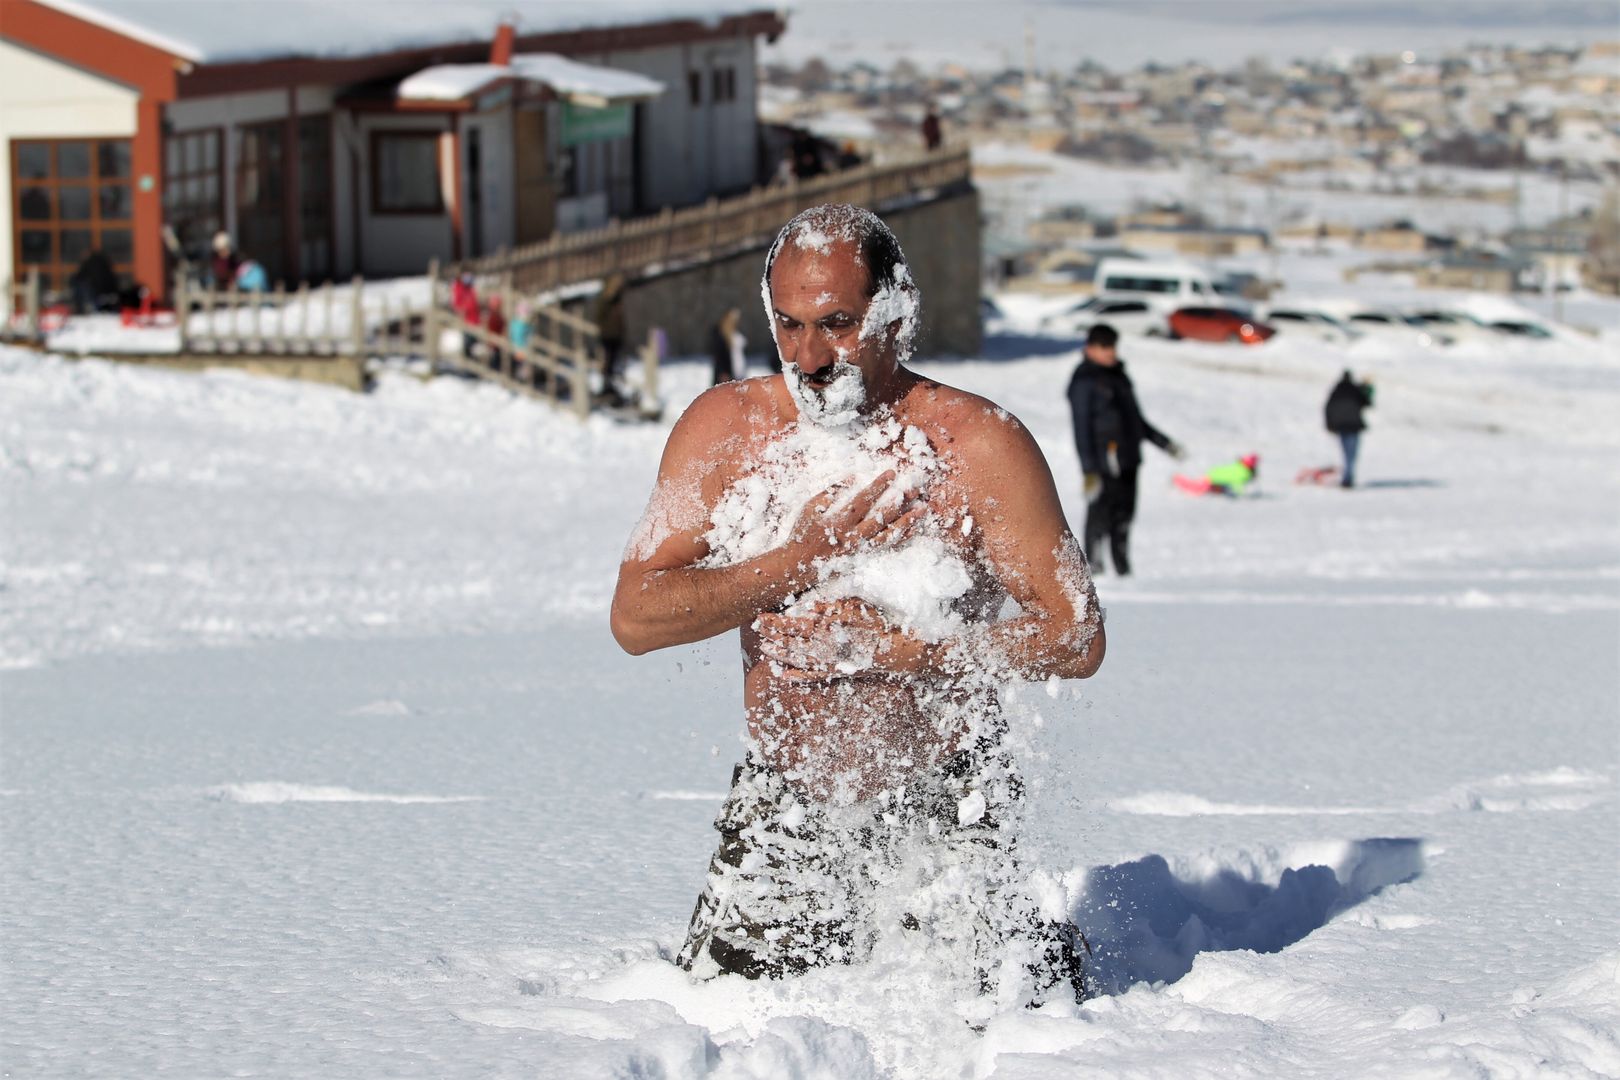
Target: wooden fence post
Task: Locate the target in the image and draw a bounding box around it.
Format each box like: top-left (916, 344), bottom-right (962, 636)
top-left (569, 320), bottom-right (590, 420)
top-left (640, 326), bottom-right (661, 418)
top-left (272, 283), bottom-right (286, 352)
top-left (294, 282), bottom-right (310, 353)
top-left (349, 275), bottom-right (365, 357)
top-left (24, 267), bottom-right (41, 343)
top-left (323, 281), bottom-right (336, 354)
top-left (173, 270), bottom-right (190, 353)
top-left (423, 262), bottom-right (441, 366)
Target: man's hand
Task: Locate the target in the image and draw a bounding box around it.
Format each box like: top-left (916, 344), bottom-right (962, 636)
top-left (1083, 472), bottom-right (1103, 500)
top-left (754, 598), bottom-right (936, 682)
top-left (780, 470), bottom-right (925, 581)
top-left (1166, 440), bottom-right (1187, 461)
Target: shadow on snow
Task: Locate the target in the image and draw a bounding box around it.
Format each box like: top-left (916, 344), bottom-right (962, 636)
top-left (1076, 837), bottom-right (1425, 996)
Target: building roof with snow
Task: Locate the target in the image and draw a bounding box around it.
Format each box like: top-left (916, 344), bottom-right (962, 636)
top-left (39, 0), bottom-right (778, 65)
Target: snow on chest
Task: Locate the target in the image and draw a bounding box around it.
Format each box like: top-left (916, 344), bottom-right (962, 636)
top-left (702, 418), bottom-right (974, 638)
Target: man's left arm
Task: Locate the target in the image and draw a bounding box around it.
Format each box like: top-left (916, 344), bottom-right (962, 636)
top-left (959, 414), bottom-right (1105, 680)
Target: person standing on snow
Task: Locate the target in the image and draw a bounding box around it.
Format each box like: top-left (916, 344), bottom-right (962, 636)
top-left (1324, 370), bottom-right (1374, 488)
top-left (1066, 324), bottom-right (1184, 575)
top-left (611, 204), bottom-right (1103, 1003)
top-left (594, 273), bottom-right (629, 405)
top-left (708, 307), bottom-right (747, 386)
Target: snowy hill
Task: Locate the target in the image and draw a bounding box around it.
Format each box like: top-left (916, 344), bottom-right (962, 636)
top-left (3, 318), bottom-right (1617, 1076)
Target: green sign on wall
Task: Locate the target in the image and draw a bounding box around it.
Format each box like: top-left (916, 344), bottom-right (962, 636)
top-left (561, 102), bottom-right (631, 146)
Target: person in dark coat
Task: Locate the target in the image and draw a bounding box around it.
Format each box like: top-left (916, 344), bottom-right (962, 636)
top-left (594, 273), bottom-right (628, 404)
top-left (1324, 370), bottom-right (1374, 488)
top-left (709, 307), bottom-right (746, 386)
top-left (921, 107), bottom-right (942, 151)
top-left (209, 231), bottom-right (240, 288)
top-left (68, 250), bottom-right (119, 314)
top-left (1067, 323), bottom-right (1183, 575)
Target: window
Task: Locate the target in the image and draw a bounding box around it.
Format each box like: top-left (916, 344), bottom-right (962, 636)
top-left (164, 129), bottom-right (223, 263)
top-left (372, 131), bottom-right (443, 213)
top-left (298, 115), bottom-right (332, 279)
top-left (1097, 302), bottom-right (1148, 314)
top-left (1101, 274), bottom-right (1180, 294)
top-left (712, 66), bottom-right (737, 103)
top-left (10, 138), bottom-right (133, 295)
top-left (688, 71), bottom-right (703, 106)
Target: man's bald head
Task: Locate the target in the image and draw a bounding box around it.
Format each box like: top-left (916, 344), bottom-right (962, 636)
top-left (761, 205), bottom-right (919, 363)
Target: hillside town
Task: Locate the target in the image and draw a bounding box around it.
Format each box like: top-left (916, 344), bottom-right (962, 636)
top-left (762, 38), bottom-right (1620, 305)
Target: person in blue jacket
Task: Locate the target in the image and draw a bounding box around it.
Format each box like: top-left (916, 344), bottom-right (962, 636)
top-left (1066, 323), bottom-right (1183, 575)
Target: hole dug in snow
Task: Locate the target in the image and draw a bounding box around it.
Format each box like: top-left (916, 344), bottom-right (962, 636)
top-left (1075, 837), bottom-right (1425, 995)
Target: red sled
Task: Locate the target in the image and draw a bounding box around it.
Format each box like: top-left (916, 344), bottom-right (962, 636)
top-left (1173, 473), bottom-right (1215, 495)
top-left (1294, 466), bottom-right (1341, 486)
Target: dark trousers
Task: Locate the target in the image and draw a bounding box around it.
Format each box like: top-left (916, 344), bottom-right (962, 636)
top-left (1339, 432), bottom-right (1361, 488)
top-left (1084, 467), bottom-right (1139, 575)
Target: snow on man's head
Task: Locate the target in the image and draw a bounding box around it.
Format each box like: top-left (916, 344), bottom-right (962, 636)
top-left (760, 204), bottom-right (921, 365)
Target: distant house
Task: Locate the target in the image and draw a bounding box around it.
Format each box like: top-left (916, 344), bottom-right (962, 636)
top-left (1118, 224), bottom-right (1269, 258)
top-left (1026, 205), bottom-right (1096, 246)
top-left (1356, 221), bottom-right (1429, 254)
top-left (1416, 251), bottom-right (1533, 293)
top-left (2, 0), bottom-right (785, 299)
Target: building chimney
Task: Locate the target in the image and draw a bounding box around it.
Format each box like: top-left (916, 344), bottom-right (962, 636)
top-left (490, 21), bottom-right (515, 66)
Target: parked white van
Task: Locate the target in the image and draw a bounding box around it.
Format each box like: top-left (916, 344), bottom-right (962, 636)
top-left (1094, 258), bottom-right (1217, 302)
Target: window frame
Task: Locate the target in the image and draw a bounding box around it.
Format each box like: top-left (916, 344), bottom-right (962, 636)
top-left (369, 129), bottom-right (446, 216)
top-left (163, 126), bottom-right (226, 263)
top-left (10, 136), bottom-right (135, 298)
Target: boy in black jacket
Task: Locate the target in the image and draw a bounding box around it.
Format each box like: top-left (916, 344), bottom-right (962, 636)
top-left (1066, 324), bottom-right (1183, 575)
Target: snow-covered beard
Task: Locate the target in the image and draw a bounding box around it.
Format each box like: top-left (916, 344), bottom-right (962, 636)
top-left (783, 359), bottom-right (867, 429)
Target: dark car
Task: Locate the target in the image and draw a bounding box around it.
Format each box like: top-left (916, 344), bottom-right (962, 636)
top-left (1168, 306), bottom-right (1275, 344)
top-left (1490, 320), bottom-right (1555, 339)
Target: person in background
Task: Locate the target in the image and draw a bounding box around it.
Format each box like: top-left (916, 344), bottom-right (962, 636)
top-left (1174, 453), bottom-right (1259, 496)
top-left (772, 149), bottom-right (797, 187)
top-left (451, 271), bottom-right (480, 360)
top-left (485, 295), bottom-right (508, 372)
top-left (68, 250), bottom-right (119, 314)
top-left (921, 106), bottom-right (942, 151)
top-left (1324, 370), bottom-right (1375, 489)
top-left (709, 307), bottom-right (747, 386)
top-left (210, 231), bottom-right (240, 288)
top-left (234, 259), bottom-right (268, 292)
top-left (836, 140), bottom-right (863, 170)
top-left (595, 273), bottom-right (628, 405)
top-left (791, 130), bottom-right (824, 180)
top-left (1066, 323), bottom-right (1184, 575)
top-left (510, 300), bottom-right (541, 387)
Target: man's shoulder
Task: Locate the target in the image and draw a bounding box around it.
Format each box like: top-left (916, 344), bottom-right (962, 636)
top-left (905, 379), bottom-right (1039, 459)
top-left (667, 375), bottom-right (787, 452)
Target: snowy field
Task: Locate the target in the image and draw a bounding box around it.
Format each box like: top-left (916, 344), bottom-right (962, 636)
top-left (3, 287), bottom-right (1619, 1076)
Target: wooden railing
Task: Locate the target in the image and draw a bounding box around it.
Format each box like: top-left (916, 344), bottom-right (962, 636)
top-left (457, 146), bottom-right (973, 292)
top-left (173, 274), bottom-right (368, 356)
top-left (2, 268), bottom-right (43, 344)
top-left (425, 270), bottom-right (663, 421)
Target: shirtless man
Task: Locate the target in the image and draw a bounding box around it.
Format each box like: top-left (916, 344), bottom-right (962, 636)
top-left (611, 205), bottom-right (1104, 996)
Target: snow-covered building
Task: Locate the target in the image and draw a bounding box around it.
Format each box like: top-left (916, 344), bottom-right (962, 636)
top-left (1, 0), bottom-right (785, 298)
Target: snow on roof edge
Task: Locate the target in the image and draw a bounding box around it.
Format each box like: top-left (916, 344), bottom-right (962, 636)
top-left (38, 0), bottom-right (203, 63)
top-left (33, 1), bottom-right (778, 67)
top-left (398, 55), bottom-right (664, 104)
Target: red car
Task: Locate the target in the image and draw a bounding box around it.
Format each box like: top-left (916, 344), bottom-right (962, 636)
top-left (1169, 306), bottom-right (1276, 344)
